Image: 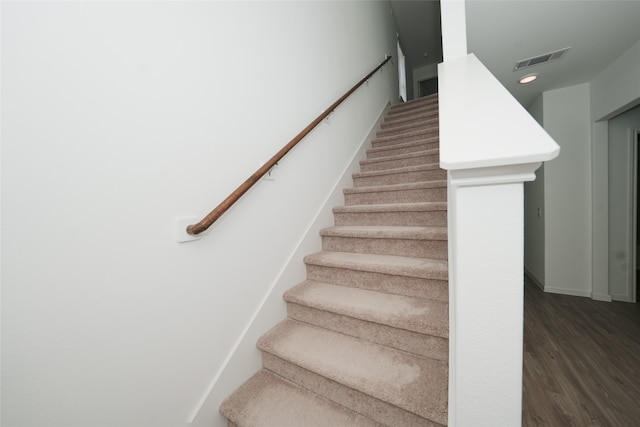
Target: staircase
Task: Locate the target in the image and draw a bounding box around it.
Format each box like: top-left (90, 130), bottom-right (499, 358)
top-left (220, 93), bottom-right (448, 427)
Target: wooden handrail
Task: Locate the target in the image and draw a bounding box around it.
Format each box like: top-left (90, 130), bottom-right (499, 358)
top-left (187, 55), bottom-right (392, 235)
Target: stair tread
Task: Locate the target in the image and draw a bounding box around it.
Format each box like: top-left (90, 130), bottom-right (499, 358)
top-left (384, 110), bottom-right (438, 121)
top-left (304, 251), bottom-right (448, 280)
top-left (389, 94), bottom-right (438, 111)
top-left (367, 137), bottom-right (439, 154)
top-left (334, 201), bottom-right (447, 213)
top-left (373, 127), bottom-right (439, 143)
top-left (382, 110), bottom-right (438, 126)
top-left (386, 104), bottom-right (439, 120)
top-left (320, 225), bottom-right (447, 240)
top-left (361, 148), bottom-right (439, 165)
top-left (378, 117), bottom-right (439, 134)
top-left (353, 163), bottom-right (442, 178)
top-left (258, 319), bottom-right (448, 423)
top-left (285, 280), bottom-right (448, 337)
top-left (344, 180), bottom-right (447, 194)
top-left (220, 369), bottom-right (383, 427)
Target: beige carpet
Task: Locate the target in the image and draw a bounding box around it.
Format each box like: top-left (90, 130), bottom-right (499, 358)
top-left (220, 93), bottom-right (448, 426)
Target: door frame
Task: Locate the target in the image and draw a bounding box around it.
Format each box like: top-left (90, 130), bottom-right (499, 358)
top-left (396, 38), bottom-right (407, 102)
top-left (631, 127), bottom-right (640, 302)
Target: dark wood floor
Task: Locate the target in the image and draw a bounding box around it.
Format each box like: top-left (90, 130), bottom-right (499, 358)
top-left (523, 277), bottom-right (640, 426)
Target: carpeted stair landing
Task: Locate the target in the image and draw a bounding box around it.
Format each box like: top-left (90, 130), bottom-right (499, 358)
top-left (220, 93), bottom-right (448, 426)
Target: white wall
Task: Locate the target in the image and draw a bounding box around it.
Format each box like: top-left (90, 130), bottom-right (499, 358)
top-left (524, 95), bottom-right (546, 286)
top-left (591, 40), bottom-right (640, 122)
top-left (542, 83), bottom-right (593, 297)
top-left (607, 105), bottom-right (640, 301)
top-left (0, 2), bottom-right (399, 426)
top-left (440, 0), bottom-right (467, 62)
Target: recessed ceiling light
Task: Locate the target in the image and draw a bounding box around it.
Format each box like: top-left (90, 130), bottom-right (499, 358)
top-left (519, 73), bottom-right (538, 84)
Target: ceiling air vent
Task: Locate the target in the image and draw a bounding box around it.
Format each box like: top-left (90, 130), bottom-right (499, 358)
top-left (513, 47), bottom-right (571, 71)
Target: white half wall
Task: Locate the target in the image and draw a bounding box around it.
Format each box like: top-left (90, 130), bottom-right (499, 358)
top-left (541, 83), bottom-right (593, 297)
top-left (0, 2), bottom-right (399, 426)
top-left (439, 53), bottom-right (558, 427)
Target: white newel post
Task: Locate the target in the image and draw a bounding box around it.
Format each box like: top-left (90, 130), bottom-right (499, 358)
top-left (447, 164), bottom-right (541, 426)
top-left (439, 54), bottom-right (560, 426)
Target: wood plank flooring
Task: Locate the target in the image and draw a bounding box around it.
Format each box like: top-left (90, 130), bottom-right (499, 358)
top-left (523, 277), bottom-right (640, 426)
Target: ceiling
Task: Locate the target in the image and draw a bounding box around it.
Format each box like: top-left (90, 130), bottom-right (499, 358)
top-left (392, 0), bottom-right (640, 108)
top-left (391, 1), bottom-right (443, 69)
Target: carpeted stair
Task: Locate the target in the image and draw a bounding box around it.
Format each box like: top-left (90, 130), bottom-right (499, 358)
top-left (220, 93), bottom-right (448, 426)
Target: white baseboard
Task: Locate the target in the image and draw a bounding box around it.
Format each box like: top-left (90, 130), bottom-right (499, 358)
top-left (526, 271), bottom-right (613, 302)
top-left (610, 293), bottom-right (633, 302)
top-left (543, 286), bottom-right (592, 298)
top-left (592, 293), bottom-right (613, 302)
top-left (523, 268), bottom-right (544, 291)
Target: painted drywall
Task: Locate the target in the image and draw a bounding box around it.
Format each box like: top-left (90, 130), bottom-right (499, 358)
top-left (450, 182), bottom-right (527, 426)
top-left (591, 40), bottom-right (640, 122)
top-left (0, 2), bottom-right (399, 426)
top-left (542, 83), bottom-right (592, 297)
top-left (524, 94), bottom-right (546, 286)
top-left (608, 105), bottom-right (640, 301)
top-left (440, 0), bottom-right (468, 61)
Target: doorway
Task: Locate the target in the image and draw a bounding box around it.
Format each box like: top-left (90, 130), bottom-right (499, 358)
top-left (418, 77), bottom-right (438, 97)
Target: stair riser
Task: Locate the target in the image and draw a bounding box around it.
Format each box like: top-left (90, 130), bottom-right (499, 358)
top-left (377, 120), bottom-right (439, 137)
top-left (333, 209), bottom-right (447, 227)
top-left (305, 264), bottom-right (448, 301)
top-left (321, 235), bottom-right (447, 259)
top-left (372, 128), bottom-right (439, 147)
top-left (381, 111), bottom-right (438, 129)
top-left (389, 100), bottom-right (438, 116)
top-left (360, 153), bottom-right (439, 172)
top-left (379, 114), bottom-right (438, 129)
top-left (345, 186), bottom-right (446, 205)
top-left (286, 303), bottom-right (449, 360)
top-left (367, 141), bottom-right (439, 159)
top-left (353, 168), bottom-right (446, 187)
top-left (376, 120), bottom-right (438, 138)
top-left (261, 353), bottom-right (443, 427)
top-left (386, 106), bottom-right (439, 123)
